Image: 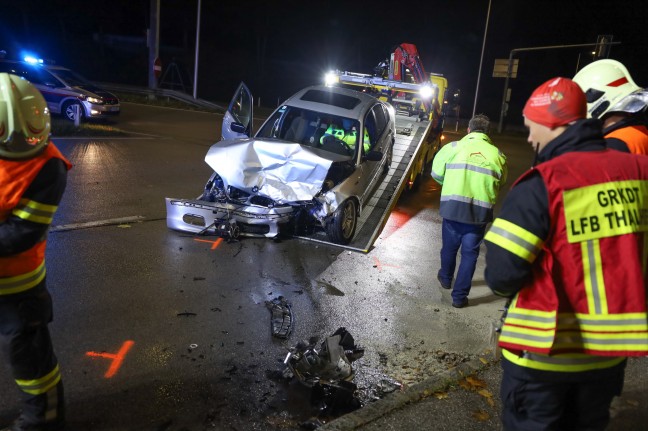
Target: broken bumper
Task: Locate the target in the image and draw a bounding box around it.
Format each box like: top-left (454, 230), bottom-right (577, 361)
top-left (165, 197), bottom-right (296, 238)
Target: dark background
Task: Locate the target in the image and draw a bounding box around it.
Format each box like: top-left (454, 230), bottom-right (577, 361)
top-left (1, 0), bottom-right (646, 127)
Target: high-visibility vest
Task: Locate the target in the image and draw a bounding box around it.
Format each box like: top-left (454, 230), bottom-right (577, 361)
top-left (486, 149), bottom-right (648, 367)
top-left (0, 144), bottom-right (71, 295)
top-left (431, 132), bottom-right (507, 224)
top-left (606, 124), bottom-right (648, 155)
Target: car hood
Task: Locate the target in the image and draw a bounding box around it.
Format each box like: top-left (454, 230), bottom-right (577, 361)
top-left (205, 138), bottom-right (348, 203)
top-left (74, 85), bottom-right (118, 101)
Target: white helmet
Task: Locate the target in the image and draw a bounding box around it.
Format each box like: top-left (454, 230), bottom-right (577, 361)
top-left (0, 72), bottom-right (50, 159)
top-left (573, 59), bottom-right (642, 119)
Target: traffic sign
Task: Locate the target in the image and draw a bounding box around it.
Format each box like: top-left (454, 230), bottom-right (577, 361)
top-left (493, 59), bottom-right (519, 78)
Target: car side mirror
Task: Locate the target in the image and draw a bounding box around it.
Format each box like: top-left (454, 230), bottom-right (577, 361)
top-left (364, 150), bottom-right (383, 161)
top-left (230, 122), bottom-right (246, 134)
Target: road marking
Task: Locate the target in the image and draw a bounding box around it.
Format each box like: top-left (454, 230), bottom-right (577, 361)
top-left (51, 216), bottom-right (147, 232)
top-left (86, 340), bottom-right (135, 378)
top-left (372, 256), bottom-right (401, 271)
top-left (194, 237), bottom-right (223, 250)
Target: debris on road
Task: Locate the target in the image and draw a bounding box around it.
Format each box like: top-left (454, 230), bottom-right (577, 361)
top-left (265, 296), bottom-right (293, 339)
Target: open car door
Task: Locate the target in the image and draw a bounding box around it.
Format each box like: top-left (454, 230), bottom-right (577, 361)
top-left (222, 82), bottom-right (253, 140)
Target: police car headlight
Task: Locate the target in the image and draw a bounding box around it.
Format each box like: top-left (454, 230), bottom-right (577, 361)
top-left (86, 96), bottom-right (103, 104)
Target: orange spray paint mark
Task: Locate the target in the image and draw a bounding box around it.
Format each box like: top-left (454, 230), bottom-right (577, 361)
top-left (372, 257), bottom-right (401, 272)
top-left (193, 237), bottom-right (223, 250)
top-left (86, 340), bottom-right (135, 378)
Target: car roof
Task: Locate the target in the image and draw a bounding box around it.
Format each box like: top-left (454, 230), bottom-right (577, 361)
top-left (284, 85), bottom-right (382, 119)
top-left (0, 59), bottom-right (69, 71)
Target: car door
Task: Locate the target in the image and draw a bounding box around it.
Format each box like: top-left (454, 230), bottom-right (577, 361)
top-left (358, 104), bottom-right (390, 205)
top-left (221, 82), bottom-right (253, 140)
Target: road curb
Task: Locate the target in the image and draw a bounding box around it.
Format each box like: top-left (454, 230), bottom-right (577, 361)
top-left (319, 357), bottom-right (491, 430)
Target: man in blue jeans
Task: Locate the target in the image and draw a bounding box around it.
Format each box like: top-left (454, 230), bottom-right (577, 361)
top-left (431, 114), bottom-right (507, 308)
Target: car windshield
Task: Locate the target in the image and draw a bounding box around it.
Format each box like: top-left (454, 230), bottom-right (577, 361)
top-left (49, 68), bottom-right (90, 87)
top-left (256, 106), bottom-right (361, 157)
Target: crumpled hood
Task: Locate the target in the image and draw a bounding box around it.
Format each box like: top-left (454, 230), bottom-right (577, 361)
top-left (205, 138), bottom-right (345, 203)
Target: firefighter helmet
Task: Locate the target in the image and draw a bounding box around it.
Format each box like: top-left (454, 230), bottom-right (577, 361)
top-left (0, 73), bottom-right (50, 159)
top-left (573, 59), bottom-right (641, 119)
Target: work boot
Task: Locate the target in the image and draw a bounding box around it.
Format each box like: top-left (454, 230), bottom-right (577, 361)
top-left (452, 298), bottom-right (469, 309)
top-left (437, 273), bottom-right (452, 290)
top-left (1, 416), bottom-right (65, 431)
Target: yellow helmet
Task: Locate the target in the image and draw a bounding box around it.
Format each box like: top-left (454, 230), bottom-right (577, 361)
top-left (0, 73), bottom-right (50, 159)
top-left (573, 59), bottom-right (641, 119)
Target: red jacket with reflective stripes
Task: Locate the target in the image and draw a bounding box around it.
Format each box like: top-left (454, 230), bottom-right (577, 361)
top-left (0, 144), bottom-right (71, 278)
top-left (499, 149), bottom-right (648, 356)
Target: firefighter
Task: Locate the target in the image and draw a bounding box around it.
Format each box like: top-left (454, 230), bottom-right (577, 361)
top-left (573, 59), bottom-right (648, 154)
top-left (0, 73), bottom-right (71, 431)
top-left (484, 77), bottom-right (648, 431)
top-left (431, 114), bottom-right (507, 308)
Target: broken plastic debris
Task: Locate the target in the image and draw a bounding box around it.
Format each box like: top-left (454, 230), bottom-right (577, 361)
top-left (285, 327), bottom-right (364, 387)
top-left (265, 296), bottom-right (293, 339)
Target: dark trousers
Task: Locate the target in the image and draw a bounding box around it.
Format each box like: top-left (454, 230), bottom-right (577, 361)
top-left (0, 281), bottom-right (65, 426)
top-left (500, 360), bottom-right (625, 431)
top-left (438, 219), bottom-right (486, 303)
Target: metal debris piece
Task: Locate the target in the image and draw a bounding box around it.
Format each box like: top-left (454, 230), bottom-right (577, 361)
top-left (265, 296), bottom-right (293, 339)
top-left (284, 327), bottom-right (364, 387)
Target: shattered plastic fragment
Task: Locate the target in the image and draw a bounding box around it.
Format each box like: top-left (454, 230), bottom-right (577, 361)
top-left (265, 296), bottom-right (293, 339)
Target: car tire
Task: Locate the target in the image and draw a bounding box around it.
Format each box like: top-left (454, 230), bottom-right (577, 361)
top-left (326, 199), bottom-right (357, 245)
top-left (63, 101), bottom-right (84, 122)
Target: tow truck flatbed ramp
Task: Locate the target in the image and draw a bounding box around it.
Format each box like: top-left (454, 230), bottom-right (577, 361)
top-left (295, 114), bottom-right (432, 252)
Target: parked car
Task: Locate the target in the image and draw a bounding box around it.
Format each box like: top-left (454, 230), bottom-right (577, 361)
top-left (166, 82), bottom-right (395, 245)
top-left (0, 59), bottom-right (120, 121)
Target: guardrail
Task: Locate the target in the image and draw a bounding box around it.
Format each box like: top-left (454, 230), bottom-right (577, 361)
top-left (95, 82), bottom-right (226, 112)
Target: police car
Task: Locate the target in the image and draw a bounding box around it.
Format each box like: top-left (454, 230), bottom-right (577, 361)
top-left (0, 58), bottom-right (120, 122)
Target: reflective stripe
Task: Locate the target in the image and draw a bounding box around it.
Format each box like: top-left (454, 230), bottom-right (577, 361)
top-left (440, 194), bottom-right (493, 209)
top-left (581, 239), bottom-right (608, 314)
top-left (505, 309), bottom-right (556, 329)
top-left (445, 163), bottom-right (503, 180)
top-left (560, 313), bottom-right (648, 332)
top-left (484, 218), bottom-right (544, 263)
top-left (499, 325), bottom-right (555, 349)
top-left (12, 198), bottom-right (58, 225)
top-left (0, 260), bottom-right (46, 295)
top-left (431, 171), bottom-right (443, 182)
top-left (16, 364), bottom-right (61, 395)
top-left (502, 348), bottom-right (625, 372)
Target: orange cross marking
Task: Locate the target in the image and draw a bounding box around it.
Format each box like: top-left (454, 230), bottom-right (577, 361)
top-left (372, 257), bottom-right (401, 271)
top-left (86, 340), bottom-right (135, 378)
top-left (193, 237), bottom-right (223, 250)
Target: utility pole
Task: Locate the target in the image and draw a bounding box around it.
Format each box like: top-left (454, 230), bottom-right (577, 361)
top-left (193, 0), bottom-right (202, 99)
top-left (472, 0), bottom-right (492, 118)
top-left (147, 0), bottom-right (160, 92)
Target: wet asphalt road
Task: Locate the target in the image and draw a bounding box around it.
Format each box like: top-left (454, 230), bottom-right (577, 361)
top-left (0, 103), bottom-right (535, 430)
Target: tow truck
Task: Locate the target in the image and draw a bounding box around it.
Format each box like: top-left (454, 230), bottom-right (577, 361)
top-left (324, 43), bottom-right (448, 192)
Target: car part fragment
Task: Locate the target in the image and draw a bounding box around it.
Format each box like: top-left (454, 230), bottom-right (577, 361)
top-left (284, 327), bottom-right (364, 387)
top-left (265, 296), bottom-right (293, 339)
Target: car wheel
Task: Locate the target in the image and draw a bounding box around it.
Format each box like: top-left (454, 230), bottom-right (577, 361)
top-left (63, 101), bottom-right (84, 122)
top-left (326, 199), bottom-right (357, 245)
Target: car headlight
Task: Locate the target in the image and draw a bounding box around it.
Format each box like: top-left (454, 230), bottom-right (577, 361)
top-left (86, 96), bottom-right (104, 104)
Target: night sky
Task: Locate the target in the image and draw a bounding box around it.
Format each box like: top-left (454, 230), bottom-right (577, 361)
top-left (1, 0), bottom-right (646, 127)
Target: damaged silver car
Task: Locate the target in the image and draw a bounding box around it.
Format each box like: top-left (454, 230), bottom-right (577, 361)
top-left (166, 82), bottom-right (395, 245)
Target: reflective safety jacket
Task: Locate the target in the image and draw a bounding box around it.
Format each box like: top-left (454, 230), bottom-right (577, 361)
top-left (485, 148), bottom-right (648, 369)
top-left (606, 124), bottom-right (648, 155)
top-left (432, 132), bottom-right (507, 224)
top-left (0, 143), bottom-right (71, 295)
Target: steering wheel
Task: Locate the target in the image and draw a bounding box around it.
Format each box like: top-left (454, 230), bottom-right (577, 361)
top-left (322, 135), bottom-right (353, 155)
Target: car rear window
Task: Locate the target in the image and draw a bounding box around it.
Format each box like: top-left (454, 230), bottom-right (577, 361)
top-left (300, 89), bottom-right (361, 110)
